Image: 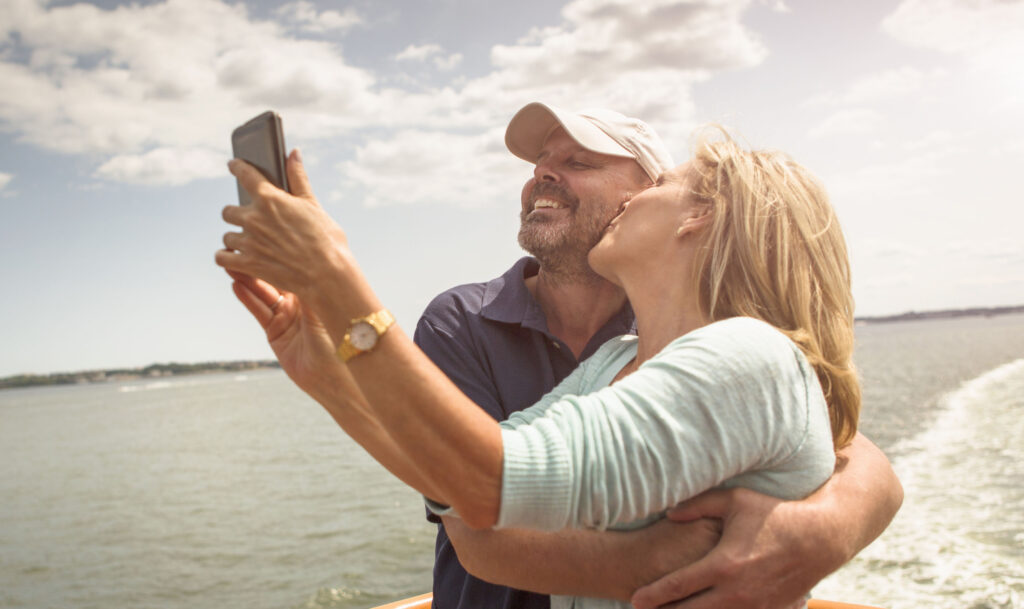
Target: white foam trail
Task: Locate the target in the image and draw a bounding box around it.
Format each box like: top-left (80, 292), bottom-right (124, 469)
top-left (814, 359), bottom-right (1024, 609)
top-left (118, 380), bottom-right (174, 393)
top-left (115, 370), bottom-right (267, 393)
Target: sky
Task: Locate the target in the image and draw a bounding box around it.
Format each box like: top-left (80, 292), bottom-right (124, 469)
top-left (0, 0), bottom-right (1022, 377)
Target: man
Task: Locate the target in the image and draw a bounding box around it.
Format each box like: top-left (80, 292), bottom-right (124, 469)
top-left (413, 102), bottom-right (902, 609)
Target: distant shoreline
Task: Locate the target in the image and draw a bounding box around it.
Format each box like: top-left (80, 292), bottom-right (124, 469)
top-left (854, 304), bottom-right (1024, 324)
top-left (0, 360), bottom-right (280, 391)
top-left (3, 304), bottom-right (1023, 390)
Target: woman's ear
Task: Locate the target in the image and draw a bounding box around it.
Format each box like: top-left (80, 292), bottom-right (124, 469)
top-left (676, 205), bottom-right (712, 237)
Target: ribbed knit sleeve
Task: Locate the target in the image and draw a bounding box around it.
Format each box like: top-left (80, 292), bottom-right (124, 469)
top-left (495, 317), bottom-right (835, 531)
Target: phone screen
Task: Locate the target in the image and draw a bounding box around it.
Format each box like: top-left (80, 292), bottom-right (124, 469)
top-left (231, 111), bottom-right (289, 205)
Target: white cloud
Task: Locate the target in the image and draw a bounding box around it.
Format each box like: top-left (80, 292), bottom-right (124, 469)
top-left (381, 0), bottom-right (764, 150)
top-left (995, 138), bottom-right (1024, 158)
top-left (956, 273), bottom-right (1024, 289)
top-left (0, 172), bottom-right (12, 191)
top-left (826, 130), bottom-right (957, 200)
top-left (95, 146), bottom-right (224, 185)
top-left (857, 272), bottom-right (916, 291)
top-left (808, 108), bottom-right (881, 139)
top-left (434, 53), bottom-right (464, 71)
top-left (850, 235), bottom-right (1024, 315)
top-left (883, 0), bottom-right (1024, 57)
top-left (336, 127), bottom-right (522, 209)
top-left (274, 1), bottom-right (362, 34)
top-left (854, 236), bottom-right (1024, 314)
top-left (395, 44), bottom-right (443, 62)
top-left (0, 0), bottom-right (378, 162)
top-left (801, 66), bottom-right (951, 146)
top-left (805, 67), bottom-right (943, 108)
top-left (863, 239), bottom-right (926, 262)
top-left (395, 44), bottom-right (463, 71)
top-left (372, 0), bottom-right (767, 190)
top-left (945, 240), bottom-right (1024, 264)
top-left (884, 0), bottom-right (1024, 112)
top-left (488, 0), bottom-right (766, 95)
top-left (0, 0), bottom-right (766, 200)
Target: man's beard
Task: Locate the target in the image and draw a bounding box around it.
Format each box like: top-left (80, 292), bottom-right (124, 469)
top-left (518, 182), bottom-right (607, 284)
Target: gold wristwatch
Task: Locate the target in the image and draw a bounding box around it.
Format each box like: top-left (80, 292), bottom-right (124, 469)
top-left (337, 309), bottom-right (395, 362)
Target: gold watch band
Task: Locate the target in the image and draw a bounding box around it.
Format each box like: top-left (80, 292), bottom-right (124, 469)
top-left (337, 309), bottom-right (396, 362)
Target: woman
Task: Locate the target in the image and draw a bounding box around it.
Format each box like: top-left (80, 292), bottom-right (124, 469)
top-left (216, 129), bottom-right (860, 607)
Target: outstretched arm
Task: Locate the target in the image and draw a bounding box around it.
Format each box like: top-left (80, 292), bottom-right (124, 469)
top-left (217, 152), bottom-right (506, 528)
top-left (226, 270), bottom-right (446, 501)
top-left (631, 432), bottom-right (902, 609)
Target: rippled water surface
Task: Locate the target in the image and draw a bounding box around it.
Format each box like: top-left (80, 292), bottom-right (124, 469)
top-left (2, 314), bottom-right (1023, 609)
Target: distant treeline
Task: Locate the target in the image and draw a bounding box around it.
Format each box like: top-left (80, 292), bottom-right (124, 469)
top-left (856, 304), bottom-right (1024, 324)
top-left (0, 360), bottom-right (280, 390)
top-left (5, 304), bottom-right (1023, 390)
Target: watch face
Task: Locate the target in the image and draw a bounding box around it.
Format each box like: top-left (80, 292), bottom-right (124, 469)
top-left (349, 321), bottom-right (379, 351)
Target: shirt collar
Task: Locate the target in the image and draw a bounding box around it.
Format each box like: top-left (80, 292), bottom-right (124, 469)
top-left (481, 257), bottom-right (545, 330)
top-left (481, 256), bottom-right (636, 341)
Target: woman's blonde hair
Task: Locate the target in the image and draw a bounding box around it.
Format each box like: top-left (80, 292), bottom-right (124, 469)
top-left (688, 127), bottom-right (860, 448)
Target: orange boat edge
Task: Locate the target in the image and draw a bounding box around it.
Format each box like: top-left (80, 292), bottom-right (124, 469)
top-left (370, 593), bottom-right (432, 609)
top-left (368, 594), bottom-right (884, 609)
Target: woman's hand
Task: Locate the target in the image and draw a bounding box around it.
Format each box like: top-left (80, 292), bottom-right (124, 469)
top-left (226, 270), bottom-right (340, 400)
top-left (216, 149), bottom-right (349, 303)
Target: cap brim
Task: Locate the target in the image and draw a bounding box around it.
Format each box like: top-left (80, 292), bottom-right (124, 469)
top-left (505, 102), bottom-right (633, 164)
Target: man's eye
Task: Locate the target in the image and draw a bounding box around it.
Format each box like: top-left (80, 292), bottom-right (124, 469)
top-left (569, 161), bottom-right (592, 169)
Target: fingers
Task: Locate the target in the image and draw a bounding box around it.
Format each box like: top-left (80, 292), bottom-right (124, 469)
top-left (224, 269), bottom-right (251, 284)
top-left (222, 231), bottom-right (245, 252)
top-left (231, 279), bottom-right (274, 328)
top-left (228, 158), bottom-right (270, 200)
top-left (218, 255), bottom-right (289, 311)
top-left (630, 558), bottom-right (717, 609)
top-left (219, 152), bottom-right (333, 298)
top-left (217, 231), bottom-right (255, 275)
top-left (286, 148), bottom-right (315, 199)
top-left (226, 269), bottom-right (263, 294)
top-left (229, 270), bottom-right (286, 309)
top-left (222, 203), bottom-right (247, 227)
top-left (223, 152), bottom-right (318, 229)
top-left (229, 271), bottom-right (291, 329)
top-left (214, 247), bottom-right (243, 271)
top-left (649, 588), bottom-right (716, 609)
top-left (665, 489), bottom-right (733, 522)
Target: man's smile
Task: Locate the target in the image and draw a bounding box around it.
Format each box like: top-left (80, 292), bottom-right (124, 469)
top-left (525, 180), bottom-right (578, 219)
top-left (530, 197), bottom-right (568, 213)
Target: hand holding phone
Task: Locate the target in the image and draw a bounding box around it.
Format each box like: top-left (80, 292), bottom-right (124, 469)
top-left (231, 110), bottom-right (289, 205)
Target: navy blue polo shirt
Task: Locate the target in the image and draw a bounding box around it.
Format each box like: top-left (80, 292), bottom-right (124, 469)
top-left (413, 256), bottom-right (635, 609)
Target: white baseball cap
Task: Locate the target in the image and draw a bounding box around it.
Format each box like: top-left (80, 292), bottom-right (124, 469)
top-left (505, 102), bottom-right (673, 182)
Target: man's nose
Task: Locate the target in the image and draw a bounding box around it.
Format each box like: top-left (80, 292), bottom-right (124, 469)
top-left (533, 160), bottom-right (559, 182)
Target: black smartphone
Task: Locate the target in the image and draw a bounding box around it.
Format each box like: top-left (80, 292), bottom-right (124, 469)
top-left (230, 110), bottom-right (289, 205)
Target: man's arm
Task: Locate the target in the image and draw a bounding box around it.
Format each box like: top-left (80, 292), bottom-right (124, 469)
top-left (443, 515), bottom-right (721, 601)
top-left (631, 432), bottom-right (903, 609)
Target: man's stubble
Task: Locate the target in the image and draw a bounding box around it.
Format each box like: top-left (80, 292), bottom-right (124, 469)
top-left (517, 183), bottom-right (611, 285)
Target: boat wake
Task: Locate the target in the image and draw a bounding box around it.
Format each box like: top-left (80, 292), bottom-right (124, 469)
top-left (814, 359), bottom-right (1024, 608)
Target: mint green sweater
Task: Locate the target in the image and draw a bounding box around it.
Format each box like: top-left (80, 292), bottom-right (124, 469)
top-left (433, 317), bottom-right (836, 609)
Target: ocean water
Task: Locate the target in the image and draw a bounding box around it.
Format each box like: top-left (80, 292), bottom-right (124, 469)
top-left (2, 313), bottom-right (1023, 609)
top-left (814, 314), bottom-right (1024, 608)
